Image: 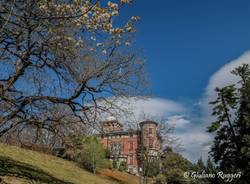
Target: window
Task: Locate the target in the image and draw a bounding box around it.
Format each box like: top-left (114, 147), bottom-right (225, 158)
top-left (129, 141), bottom-right (133, 151)
top-left (149, 128), bottom-right (153, 134)
top-left (129, 155), bottom-right (133, 165)
top-left (111, 142), bottom-right (121, 156)
top-left (149, 138), bottom-right (153, 148)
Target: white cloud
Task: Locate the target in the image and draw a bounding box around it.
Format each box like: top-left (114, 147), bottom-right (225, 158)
top-left (107, 97), bottom-right (212, 162)
top-left (188, 51), bottom-right (250, 162)
top-left (202, 51), bottom-right (250, 118)
top-left (166, 115), bottom-right (190, 128)
top-left (101, 97), bottom-right (186, 123)
top-left (172, 51), bottom-right (250, 162)
top-left (176, 129), bottom-right (212, 161)
top-left (127, 97), bottom-right (185, 120)
top-left (87, 96), bottom-right (186, 131)
top-left (101, 51), bottom-right (250, 163)
top-left (115, 97), bottom-right (212, 162)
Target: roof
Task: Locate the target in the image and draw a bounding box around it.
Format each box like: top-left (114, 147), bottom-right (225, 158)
top-left (139, 120), bottom-right (158, 126)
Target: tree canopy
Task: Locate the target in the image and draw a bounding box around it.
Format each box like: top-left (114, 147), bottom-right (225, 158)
top-left (208, 64), bottom-right (250, 183)
top-left (0, 0), bottom-right (145, 143)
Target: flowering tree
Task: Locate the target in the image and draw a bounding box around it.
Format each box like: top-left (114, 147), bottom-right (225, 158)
top-left (0, 0), bottom-right (145, 141)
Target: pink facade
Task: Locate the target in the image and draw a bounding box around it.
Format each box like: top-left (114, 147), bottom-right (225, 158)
top-left (99, 119), bottom-right (161, 174)
top-left (100, 132), bottom-right (139, 167)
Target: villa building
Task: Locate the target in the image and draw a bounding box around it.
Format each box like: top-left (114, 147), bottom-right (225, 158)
top-left (99, 117), bottom-right (161, 174)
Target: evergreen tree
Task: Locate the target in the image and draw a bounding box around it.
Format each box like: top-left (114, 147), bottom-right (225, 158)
top-left (205, 157), bottom-right (219, 184)
top-left (159, 149), bottom-right (195, 184)
top-left (194, 157), bottom-right (209, 184)
top-left (208, 64), bottom-right (250, 183)
top-left (205, 157), bottom-right (216, 174)
top-left (196, 157), bottom-right (206, 172)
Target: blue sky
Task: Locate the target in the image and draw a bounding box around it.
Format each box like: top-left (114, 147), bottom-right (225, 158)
top-left (115, 0), bottom-right (250, 161)
top-left (122, 0), bottom-right (250, 101)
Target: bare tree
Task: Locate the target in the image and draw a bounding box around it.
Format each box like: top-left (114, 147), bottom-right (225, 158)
top-left (137, 113), bottom-right (183, 152)
top-left (0, 0), bottom-right (145, 143)
top-left (156, 118), bottom-right (183, 152)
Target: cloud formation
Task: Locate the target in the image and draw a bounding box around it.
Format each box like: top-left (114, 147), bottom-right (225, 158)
top-left (109, 97), bottom-right (210, 162)
top-left (127, 97), bottom-right (185, 120)
top-left (190, 51), bottom-right (250, 162)
top-left (166, 115), bottom-right (190, 128)
top-left (101, 51), bottom-right (250, 162)
top-left (202, 51), bottom-right (250, 118)
top-left (176, 130), bottom-right (212, 161)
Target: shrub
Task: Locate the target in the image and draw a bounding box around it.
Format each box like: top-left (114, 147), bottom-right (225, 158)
top-left (118, 161), bottom-right (127, 171)
top-left (154, 174), bottom-right (166, 184)
top-left (112, 160), bottom-right (118, 169)
top-left (62, 134), bottom-right (108, 174)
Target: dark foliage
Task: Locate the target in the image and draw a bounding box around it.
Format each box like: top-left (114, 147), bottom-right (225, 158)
top-left (208, 64), bottom-right (250, 183)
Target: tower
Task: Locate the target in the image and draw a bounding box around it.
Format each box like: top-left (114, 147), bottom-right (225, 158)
top-left (139, 120), bottom-right (160, 156)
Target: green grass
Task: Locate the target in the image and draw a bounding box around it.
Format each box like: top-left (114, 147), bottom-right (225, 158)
top-left (0, 143), bottom-right (138, 184)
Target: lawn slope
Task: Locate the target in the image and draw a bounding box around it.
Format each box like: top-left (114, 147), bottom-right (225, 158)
top-left (0, 143), bottom-right (138, 184)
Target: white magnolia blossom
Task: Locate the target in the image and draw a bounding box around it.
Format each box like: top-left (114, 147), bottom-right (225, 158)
top-left (108, 1), bottom-right (119, 10)
top-left (37, 0), bottom-right (139, 56)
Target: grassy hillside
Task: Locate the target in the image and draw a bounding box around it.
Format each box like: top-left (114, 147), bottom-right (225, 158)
top-left (0, 143), bottom-right (139, 184)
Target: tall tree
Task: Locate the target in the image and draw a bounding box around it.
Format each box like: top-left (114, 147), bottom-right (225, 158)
top-left (196, 157), bottom-right (206, 172)
top-left (205, 157), bottom-right (216, 174)
top-left (208, 64), bottom-right (250, 183)
top-left (79, 136), bottom-right (107, 174)
top-left (0, 0), bottom-right (144, 141)
top-left (205, 157), bottom-right (219, 184)
top-left (160, 149), bottom-right (195, 184)
top-left (193, 157), bottom-right (209, 184)
top-left (59, 134), bottom-right (108, 173)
